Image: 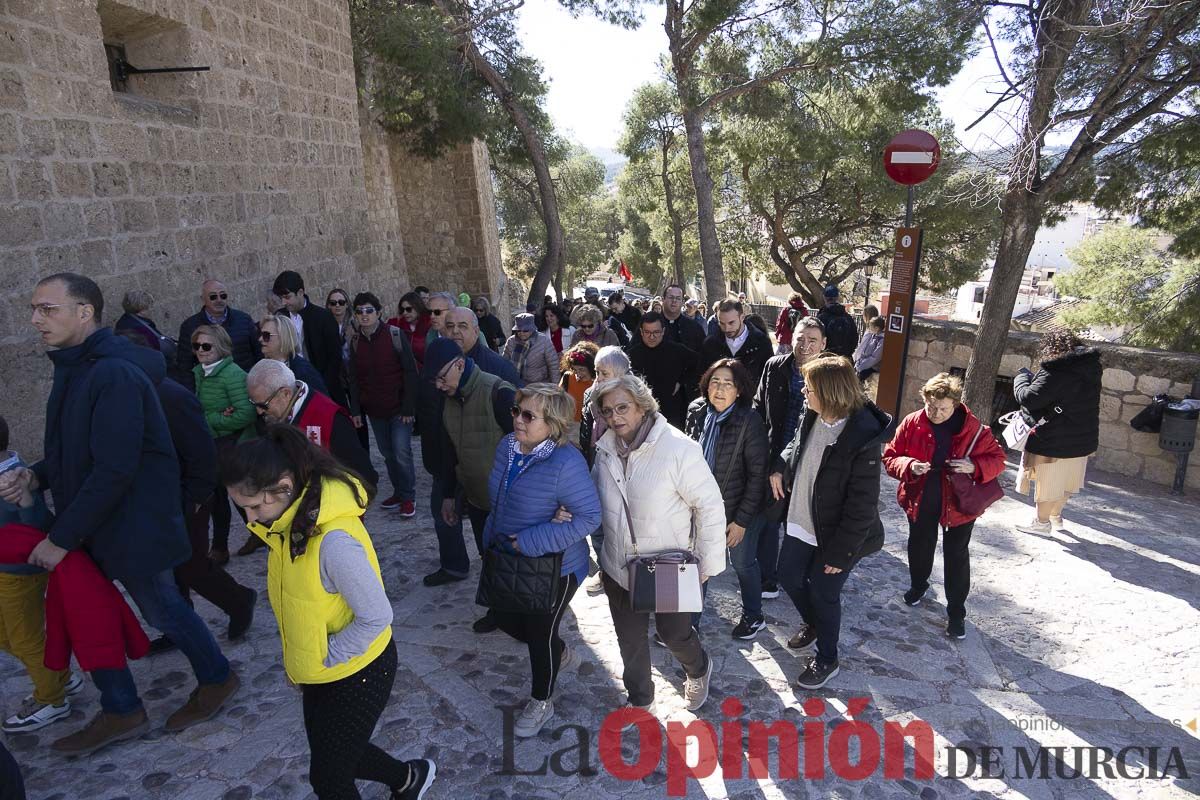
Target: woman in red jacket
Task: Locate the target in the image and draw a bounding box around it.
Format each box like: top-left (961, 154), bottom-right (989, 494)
top-left (883, 373), bottom-right (1005, 640)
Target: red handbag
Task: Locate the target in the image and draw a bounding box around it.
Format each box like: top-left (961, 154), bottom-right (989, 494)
top-left (948, 424), bottom-right (1004, 517)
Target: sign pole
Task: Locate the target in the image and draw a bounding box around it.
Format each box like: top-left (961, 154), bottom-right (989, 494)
top-left (875, 129), bottom-right (940, 421)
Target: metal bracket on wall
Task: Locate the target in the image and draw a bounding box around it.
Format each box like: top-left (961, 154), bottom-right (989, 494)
top-left (105, 43), bottom-right (210, 93)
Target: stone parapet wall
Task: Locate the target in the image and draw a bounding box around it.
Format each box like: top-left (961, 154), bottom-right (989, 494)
top-left (902, 319), bottom-right (1200, 491)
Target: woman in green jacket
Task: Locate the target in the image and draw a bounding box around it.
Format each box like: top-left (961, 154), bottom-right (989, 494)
top-left (191, 324), bottom-right (256, 564)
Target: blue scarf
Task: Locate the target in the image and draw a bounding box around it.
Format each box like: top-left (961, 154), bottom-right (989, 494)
top-left (700, 403), bottom-right (735, 469)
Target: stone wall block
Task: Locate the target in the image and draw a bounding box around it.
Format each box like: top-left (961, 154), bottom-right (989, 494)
top-left (1103, 368), bottom-right (1136, 393)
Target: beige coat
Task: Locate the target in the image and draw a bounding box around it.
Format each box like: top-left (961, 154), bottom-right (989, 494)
top-left (593, 414), bottom-right (727, 590)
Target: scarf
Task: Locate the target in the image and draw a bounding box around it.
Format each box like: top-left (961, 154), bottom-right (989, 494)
top-left (614, 412), bottom-right (657, 467)
top-left (700, 403), bottom-right (735, 469)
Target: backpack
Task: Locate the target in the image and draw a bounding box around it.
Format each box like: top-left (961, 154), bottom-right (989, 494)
top-left (786, 307), bottom-right (806, 331)
top-left (822, 312), bottom-right (858, 358)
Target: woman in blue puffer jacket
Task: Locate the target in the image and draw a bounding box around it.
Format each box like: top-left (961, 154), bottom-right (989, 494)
top-left (483, 383), bottom-right (601, 740)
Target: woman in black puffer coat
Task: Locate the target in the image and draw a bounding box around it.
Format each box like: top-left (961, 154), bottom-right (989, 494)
top-left (685, 358), bottom-right (770, 640)
top-left (1013, 331), bottom-right (1102, 534)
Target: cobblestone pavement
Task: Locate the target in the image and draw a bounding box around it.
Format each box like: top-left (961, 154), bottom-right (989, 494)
top-left (3, 440), bottom-right (1198, 800)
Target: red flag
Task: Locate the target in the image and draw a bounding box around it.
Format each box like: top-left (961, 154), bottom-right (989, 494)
top-left (618, 260), bottom-right (632, 282)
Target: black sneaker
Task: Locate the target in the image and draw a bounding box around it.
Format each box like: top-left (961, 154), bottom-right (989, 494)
top-left (761, 581), bottom-right (780, 599)
top-left (787, 624), bottom-right (817, 651)
top-left (391, 758), bottom-right (436, 800)
top-left (146, 635), bottom-right (177, 656)
top-left (423, 569), bottom-right (466, 587)
top-left (795, 658), bottom-right (840, 690)
top-left (903, 585), bottom-right (928, 606)
top-left (472, 613), bottom-right (499, 634)
top-left (946, 619), bottom-right (966, 640)
top-left (227, 589), bottom-right (257, 641)
top-left (731, 615), bottom-right (766, 640)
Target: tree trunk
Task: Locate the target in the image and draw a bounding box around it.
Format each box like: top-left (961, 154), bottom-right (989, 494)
top-left (681, 105), bottom-right (726, 302)
top-left (962, 193), bottom-right (1044, 421)
top-left (660, 139), bottom-right (685, 288)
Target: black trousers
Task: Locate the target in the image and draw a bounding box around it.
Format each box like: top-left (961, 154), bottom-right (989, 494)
top-left (210, 435), bottom-right (239, 550)
top-left (302, 640), bottom-right (410, 799)
top-left (907, 510), bottom-right (974, 623)
top-left (602, 572), bottom-right (708, 707)
top-left (778, 537), bottom-right (851, 665)
top-left (175, 499), bottom-right (255, 618)
top-left (491, 574), bottom-right (579, 701)
top-left (465, 502), bottom-right (489, 558)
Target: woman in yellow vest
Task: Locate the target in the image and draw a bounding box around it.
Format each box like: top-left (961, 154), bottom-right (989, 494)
top-left (221, 424), bottom-right (435, 800)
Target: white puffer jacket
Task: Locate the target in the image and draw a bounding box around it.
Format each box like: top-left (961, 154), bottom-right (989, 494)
top-left (593, 413), bottom-right (727, 590)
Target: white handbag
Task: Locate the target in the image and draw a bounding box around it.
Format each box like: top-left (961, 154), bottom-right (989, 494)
top-left (999, 407), bottom-right (1060, 451)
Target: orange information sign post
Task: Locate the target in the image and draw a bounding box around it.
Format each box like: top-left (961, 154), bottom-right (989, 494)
top-left (874, 227), bottom-right (923, 419)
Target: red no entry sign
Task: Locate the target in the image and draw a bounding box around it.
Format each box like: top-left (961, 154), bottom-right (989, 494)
top-left (883, 129), bottom-right (940, 185)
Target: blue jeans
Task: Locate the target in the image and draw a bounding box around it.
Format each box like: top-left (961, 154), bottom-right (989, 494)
top-left (429, 474), bottom-right (468, 577)
top-left (92, 569), bottom-right (231, 714)
top-left (688, 515), bottom-right (765, 628)
top-left (778, 536), bottom-right (851, 665)
top-left (368, 416), bottom-right (415, 501)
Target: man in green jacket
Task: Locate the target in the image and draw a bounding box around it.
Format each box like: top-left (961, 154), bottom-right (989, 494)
top-left (423, 338), bottom-right (514, 633)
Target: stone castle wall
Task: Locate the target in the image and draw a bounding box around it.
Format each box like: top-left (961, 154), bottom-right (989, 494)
top-left (902, 320), bottom-right (1200, 492)
top-left (0, 0), bottom-right (503, 451)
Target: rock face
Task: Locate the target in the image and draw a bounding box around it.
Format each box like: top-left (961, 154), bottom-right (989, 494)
top-left (0, 0), bottom-right (505, 449)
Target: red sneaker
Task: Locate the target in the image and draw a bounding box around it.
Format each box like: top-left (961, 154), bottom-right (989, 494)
top-left (380, 495), bottom-right (402, 510)
top-left (399, 500), bottom-right (416, 518)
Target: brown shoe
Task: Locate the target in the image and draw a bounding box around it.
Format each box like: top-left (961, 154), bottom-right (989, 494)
top-left (164, 671), bottom-right (240, 733)
top-left (235, 536), bottom-right (264, 556)
top-left (209, 548), bottom-right (230, 566)
top-left (50, 708), bottom-right (149, 757)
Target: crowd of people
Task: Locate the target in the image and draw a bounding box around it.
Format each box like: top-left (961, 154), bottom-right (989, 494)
top-left (0, 271), bottom-right (1104, 799)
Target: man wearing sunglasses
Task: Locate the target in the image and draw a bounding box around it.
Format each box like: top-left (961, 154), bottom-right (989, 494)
top-left (176, 280), bottom-right (261, 391)
top-left (420, 339), bottom-right (515, 635)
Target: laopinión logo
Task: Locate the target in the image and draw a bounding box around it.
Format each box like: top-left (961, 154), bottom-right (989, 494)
top-left (499, 696), bottom-right (935, 796)
top-left (498, 699), bottom-right (1193, 794)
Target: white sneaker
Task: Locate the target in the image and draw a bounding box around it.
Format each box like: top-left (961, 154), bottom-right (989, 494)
top-left (1014, 519), bottom-right (1052, 535)
top-left (3, 696), bottom-right (71, 733)
top-left (65, 672), bottom-right (85, 697)
top-left (1049, 515), bottom-right (1067, 532)
top-left (684, 657), bottom-right (713, 712)
top-left (584, 572), bottom-right (605, 596)
top-left (513, 698), bottom-right (555, 738)
top-left (621, 698), bottom-right (656, 729)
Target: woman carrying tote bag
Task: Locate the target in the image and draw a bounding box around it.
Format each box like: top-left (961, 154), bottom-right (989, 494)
top-left (883, 373), bottom-right (1006, 640)
top-left (479, 384), bottom-right (600, 739)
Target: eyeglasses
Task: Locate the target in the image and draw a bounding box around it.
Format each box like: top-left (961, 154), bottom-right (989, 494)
top-left (801, 385), bottom-right (814, 395)
top-left (251, 386), bottom-right (287, 411)
top-left (355, 306), bottom-right (377, 316)
top-left (31, 302), bottom-right (85, 317)
top-left (192, 342), bottom-right (214, 352)
top-left (599, 402), bottom-right (633, 419)
top-left (510, 406), bottom-right (541, 423)
top-left (433, 359), bottom-right (460, 385)
top-left (641, 328), bottom-right (664, 338)
top-left (400, 306), bottom-right (415, 313)
top-left (258, 331), bottom-right (274, 342)
top-left (328, 299), bottom-right (346, 307)
top-left (208, 293), bottom-right (228, 301)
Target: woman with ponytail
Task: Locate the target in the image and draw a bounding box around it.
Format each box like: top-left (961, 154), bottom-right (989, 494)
top-left (221, 425), bottom-right (435, 800)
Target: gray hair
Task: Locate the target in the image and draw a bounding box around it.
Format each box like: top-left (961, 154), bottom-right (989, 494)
top-left (594, 346), bottom-right (629, 376)
top-left (571, 304), bottom-right (603, 327)
top-left (427, 291), bottom-right (458, 307)
top-left (122, 290), bottom-right (154, 315)
top-left (472, 295), bottom-right (492, 313)
top-left (260, 314), bottom-right (300, 360)
top-left (246, 358), bottom-right (296, 393)
top-left (590, 373), bottom-right (659, 419)
top-left (191, 324), bottom-right (233, 360)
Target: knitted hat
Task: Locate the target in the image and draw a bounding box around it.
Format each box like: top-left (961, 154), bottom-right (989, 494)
top-left (423, 337), bottom-right (465, 381)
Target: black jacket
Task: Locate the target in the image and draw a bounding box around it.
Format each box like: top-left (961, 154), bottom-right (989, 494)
top-left (816, 303), bottom-right (858, 358)
top-left (699, 325), bottom-right (773, 384)
top-left (769, 402), bottom-right (895, 571)
top-left (664, 313), bottom-right (707, 355)
top-left (176, 307), bottom-right (261, 389)
top-left (157, 376), bottom-right (218, 508)
top-left (755, 352), bottom-right (800, 461)
top-left (628, 339), bottom-right (697, 428)
top-left (612, 305), bottom-right (643, 345)
top-left (33, 329), bottom-right (190, 580)
top-left (291, 299), bottom-right (346, 407)
top-left (684, 399), bottom-right (769, 528)
top-left (1013, 347), bottom-right (1102, 458)
top-left (478, 313), bottom-right (506, 352)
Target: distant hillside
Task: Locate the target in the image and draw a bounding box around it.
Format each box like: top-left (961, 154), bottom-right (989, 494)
top-left (589, 146), bottom-right (627, 186)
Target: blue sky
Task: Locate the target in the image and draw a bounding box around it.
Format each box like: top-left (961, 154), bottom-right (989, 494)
top-left (516, 0), bottom-right (1019, 154)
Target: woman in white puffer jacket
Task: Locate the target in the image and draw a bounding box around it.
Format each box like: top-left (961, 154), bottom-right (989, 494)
top-left (589, 374), bottom-right (726, 715)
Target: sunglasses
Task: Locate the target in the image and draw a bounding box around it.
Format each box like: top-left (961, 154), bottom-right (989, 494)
top-left (474, 307), bottom-right (486, 313)
top-left (400, 306), bottom-right (415, 313)
top-left (251, 386), bottom-right (286, 411)
top-left (580, 324), bottom-right (595, 331)
top-left (192, 342), bottom-right (214, 352)
top-left (431, 308), bottom-right (446, 316)
top-left (258, 331), bottom-right (273, 342)
top-left (355, 306), bottom-right (377, 316)
top-left (328, 298), bottom-right (347, 307)
top-left (510, 406), bottom-right (540, 423)
top-left (208, 293), bottom-right (228, 301)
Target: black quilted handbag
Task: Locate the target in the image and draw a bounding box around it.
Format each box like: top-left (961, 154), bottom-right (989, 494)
top-left (475, 547), bottom-right (563, 615)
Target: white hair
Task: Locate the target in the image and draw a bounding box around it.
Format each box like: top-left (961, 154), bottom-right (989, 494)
top-left (246, 358), bottom-right (295, 393)
top-left (590, 373), bottom-right (659, 419)
top-left (595, 346), bottom-right (629, 376)
top-left (427, 291), bottom-right (458, 307)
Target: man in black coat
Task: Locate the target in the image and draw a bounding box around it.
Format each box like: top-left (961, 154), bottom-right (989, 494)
top-left (815, 285), bottom-right (858, 358)
top-left (272, 270), bottom-right (346, 407)
top-left (627, 312), bottom-right (697, 429)
top-left (176, 279), bottom-right (261, 389)
top-left (0, 274), bottom-right (238, 755)
top-left (699, 299), bottom-right (773, 384)
top-left (607, 291), bottom-right (642, 346)
top-left (661, 283), bottom-right (707, 354)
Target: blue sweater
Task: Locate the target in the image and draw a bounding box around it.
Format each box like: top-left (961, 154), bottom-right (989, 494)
top-left (483, 435), bottom-right (600, 582)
